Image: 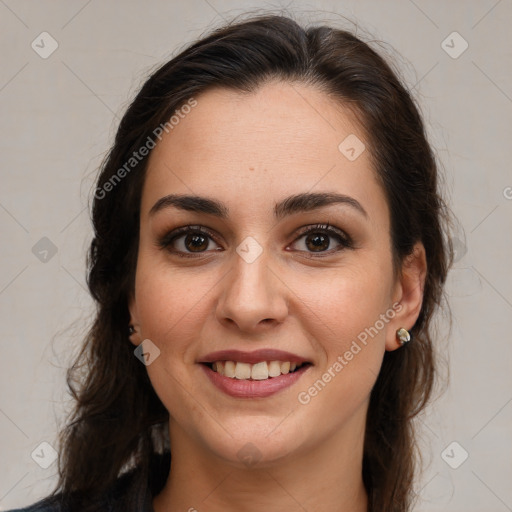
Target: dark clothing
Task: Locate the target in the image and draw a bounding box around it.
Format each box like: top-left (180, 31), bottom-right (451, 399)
top-left (7, 452), bottom-right (170, 512)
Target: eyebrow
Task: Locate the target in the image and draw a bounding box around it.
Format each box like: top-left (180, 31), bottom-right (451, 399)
top-left (149, 192), bottom-right (368, 220)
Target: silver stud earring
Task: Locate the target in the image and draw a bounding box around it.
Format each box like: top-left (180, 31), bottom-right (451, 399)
top-left (396, 327), bottom-right (412, 346)
top-left (128, 325), bottom-right (135, 335)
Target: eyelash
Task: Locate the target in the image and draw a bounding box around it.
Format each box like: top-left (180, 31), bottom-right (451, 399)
top-left (157, 223), bottom-right (353, 259)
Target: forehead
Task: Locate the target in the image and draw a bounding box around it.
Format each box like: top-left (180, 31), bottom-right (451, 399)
top-left (142, 81), bottom-right (387, 228)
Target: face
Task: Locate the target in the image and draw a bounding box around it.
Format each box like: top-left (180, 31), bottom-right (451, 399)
top-left (129, 81), bottom-right (413, 467)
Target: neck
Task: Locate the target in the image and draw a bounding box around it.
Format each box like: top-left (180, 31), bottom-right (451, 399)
top-left (153, 416), bottom-right (368, 512)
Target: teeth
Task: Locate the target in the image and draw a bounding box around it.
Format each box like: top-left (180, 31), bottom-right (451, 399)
top-left (251, 361), bottom-right (268, 380)
top-left (235, 362), bottom-right (251, 379)
top-left (268, 361), bottom-right (281, 377)
top-left (209, 360), bottom-right (305, 380)
top-left (215, 361), bottom-right (225, 376)
top-left (224, 361), bottom-right (236, 378)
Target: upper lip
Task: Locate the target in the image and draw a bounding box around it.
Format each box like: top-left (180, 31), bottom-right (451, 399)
top-left (198, 349), bottom-right (311, 365)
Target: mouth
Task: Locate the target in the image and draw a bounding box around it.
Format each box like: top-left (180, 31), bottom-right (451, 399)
top-left (197, 349), bottom-right (313, 398)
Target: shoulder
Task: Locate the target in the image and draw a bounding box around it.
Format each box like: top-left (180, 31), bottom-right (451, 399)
top-left (5, 496), bottom-right (65, 512)
top-left (3, 466), bottom-right (143, 512)
top-left (5, 451), bottom-right (170, 512)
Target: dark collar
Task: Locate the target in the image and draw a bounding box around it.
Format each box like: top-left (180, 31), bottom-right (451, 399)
top-left (106, 451), bottom-right (171, 511)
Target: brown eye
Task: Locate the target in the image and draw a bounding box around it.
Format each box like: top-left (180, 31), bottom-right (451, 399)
top-left (304, 232), bottom-right (330, 252)
top-left (183, 232), bottom-right (209, 252)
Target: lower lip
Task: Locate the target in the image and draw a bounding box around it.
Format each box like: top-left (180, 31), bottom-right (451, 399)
top-left (200, 363), bottom-right (311, 398)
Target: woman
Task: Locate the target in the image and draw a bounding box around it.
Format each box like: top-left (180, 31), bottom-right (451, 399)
top-left (10, 12), bottom-right (453, 512)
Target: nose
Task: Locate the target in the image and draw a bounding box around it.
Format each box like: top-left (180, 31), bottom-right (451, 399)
top-left (216, 251), bottom-right (289, 333)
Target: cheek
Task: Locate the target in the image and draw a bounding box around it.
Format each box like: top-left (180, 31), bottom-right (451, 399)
top-left (134, 253), bottom-right (220, 357)
top-left (133, 258), bottom-right (211, 412)
top-left (297, 263), bottom-right (393, 346)
top-left (293, 268), bottom-right (390, 424)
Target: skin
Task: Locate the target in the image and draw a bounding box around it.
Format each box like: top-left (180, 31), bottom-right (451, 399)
top-left (128, 81), bottom-right (427, 512)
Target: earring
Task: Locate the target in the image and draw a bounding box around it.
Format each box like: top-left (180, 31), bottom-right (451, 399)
top-left (128, 325), bottom-right (135, 335)
top-left (396, 327), bottom-right (412, 346)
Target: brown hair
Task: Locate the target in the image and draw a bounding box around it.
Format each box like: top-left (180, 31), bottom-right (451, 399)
top-left (45, 12), bottom-right (453, 511)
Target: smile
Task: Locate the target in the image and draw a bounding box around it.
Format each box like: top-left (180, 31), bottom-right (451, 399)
top-left (200, 361), bottom-right (312, 399)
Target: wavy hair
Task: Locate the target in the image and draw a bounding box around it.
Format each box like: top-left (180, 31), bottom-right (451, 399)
top-left (43, 13), bottom-right (453, 512)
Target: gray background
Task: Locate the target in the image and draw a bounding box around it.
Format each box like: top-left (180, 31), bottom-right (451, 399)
top-left (1, 0), bottom-right (511, 510)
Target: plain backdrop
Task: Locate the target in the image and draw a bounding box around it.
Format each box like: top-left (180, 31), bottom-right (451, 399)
top-left (1, 1), bottom-right (511, 510)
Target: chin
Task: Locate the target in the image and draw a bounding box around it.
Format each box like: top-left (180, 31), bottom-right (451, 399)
top-left (201, 418), bottom-right (307, 469)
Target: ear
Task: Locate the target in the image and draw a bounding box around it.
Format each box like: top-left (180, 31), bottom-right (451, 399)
top-left (386, 241), bottom-right (427, 351)
top-left (127, 292), bottom-right (142, 347)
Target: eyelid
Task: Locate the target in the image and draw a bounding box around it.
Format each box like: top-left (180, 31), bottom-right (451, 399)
top-left (293, 222), bottom-right (351, 244)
